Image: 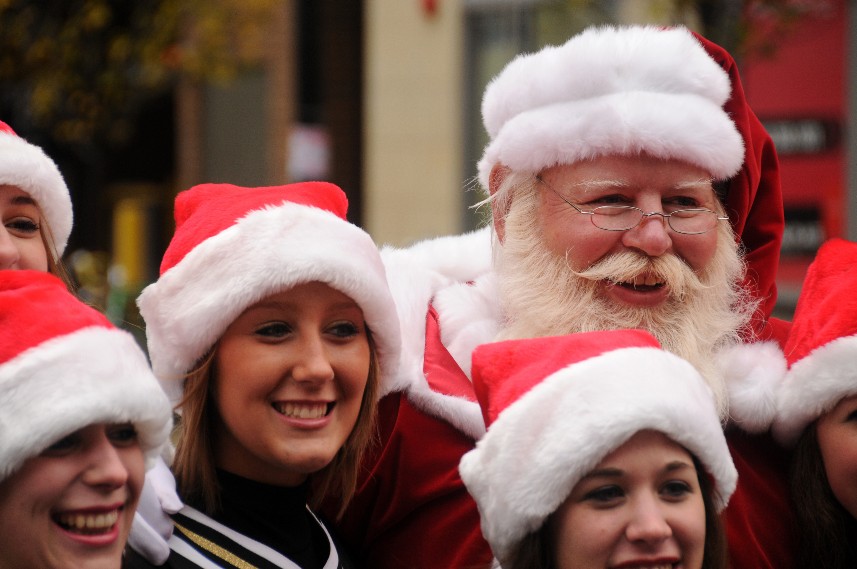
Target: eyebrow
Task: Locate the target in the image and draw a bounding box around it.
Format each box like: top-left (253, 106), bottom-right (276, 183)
top-left (583, 460), bottom-right (694, 481)
top-left (568, 179), bottom-right (629, 192)
top-left (672, 178), bottom-right (715, 191)
top-left (9, 194), bottom-right (38, 206)
top-left (245, 299), bottom-right (361, 313)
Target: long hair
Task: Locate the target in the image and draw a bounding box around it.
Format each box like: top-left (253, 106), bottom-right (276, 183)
top-left (171, 350), bottom-right (220, 513)
top-left (171, 330), bottom-right (380, 518)
top-left (503, 454), bottom-right (727, 569)
top-left (790, 422), bottom-right (857, 568)
top-left (37, 213), bottom-right (74, 291)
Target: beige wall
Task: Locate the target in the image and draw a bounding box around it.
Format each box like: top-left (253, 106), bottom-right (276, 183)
top-left (364, 0), bottom-right (465, 247)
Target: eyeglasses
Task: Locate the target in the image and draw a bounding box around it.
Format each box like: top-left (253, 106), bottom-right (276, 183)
top-left (538, 177), bottom-right (728, 235)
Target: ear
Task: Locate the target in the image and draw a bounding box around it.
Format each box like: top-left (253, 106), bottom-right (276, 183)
top-left (489, 164), bottom-right (511, 244)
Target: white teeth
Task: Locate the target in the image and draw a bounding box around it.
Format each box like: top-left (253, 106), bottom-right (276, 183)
top-left (275, 402), bottom-right (328, 419)
top-left (56, 509), bottom-right (119, 533)
top-left (629, 275), bottom-right (661, 287)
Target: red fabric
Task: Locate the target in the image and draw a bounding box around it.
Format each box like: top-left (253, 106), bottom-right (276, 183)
top-left (723, 429), bottom-right (797, 569)
top-left (423, 306), bottom-right (480, 401)
top-left (471, 330), bottom-right (659, 427)
top-left (0, 270), bottom-right (112, 365)
top-left (332, 308), bottom-right (798, 568)
top-left (782, 238), bottom-right (857, 365)
top-left (0, 120), bottom-right (17, 136)
top-left (327, 392), bottom-right (492, 569)
top-left (160, 182), bottom-right (348, 275)
top-left (694, 33), bottom-right (785, 338)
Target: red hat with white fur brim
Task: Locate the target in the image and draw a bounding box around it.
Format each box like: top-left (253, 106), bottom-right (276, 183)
top-left (477, 25), bottom-right (744, 188)
top-left (459, 329), bottom-right (736, 562)
top-left (773, 238), bottom-right (857, 446)
top-left (137, 182), bottom-right (401, 404)
top-left (0, 271), bottom-right (172, 481)
top-left (0, 121), bottom-right (73, 257)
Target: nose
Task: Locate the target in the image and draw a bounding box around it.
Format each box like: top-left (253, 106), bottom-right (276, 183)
top-left (620, 209), bottom-right (672, 258)
top-left (624, 495), bottom-right (673, 544)
top-left (291, 333), bottom-right (335, 385)
top-left (0, 226), bottom-right (21, 269)
top-left (81, 434), bottom-right (130, 490)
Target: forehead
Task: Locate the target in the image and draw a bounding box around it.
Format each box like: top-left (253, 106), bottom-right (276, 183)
top-left (0, 184), bottom-right (36, 205)
top-left (541, 154), bottom-right (714, 192)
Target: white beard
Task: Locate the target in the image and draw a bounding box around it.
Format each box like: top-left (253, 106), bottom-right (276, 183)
top-left (494, 186), bottom-right (756, 417)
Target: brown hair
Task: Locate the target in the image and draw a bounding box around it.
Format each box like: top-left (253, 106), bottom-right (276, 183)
top-left (790, 422), bottom-right (857, 568)
top-left (172, 329), bottom-right (380, 518)
top-left (502, 454), bottom-right (727, 569)
top-left (37, 210), bottom-right (75, 291)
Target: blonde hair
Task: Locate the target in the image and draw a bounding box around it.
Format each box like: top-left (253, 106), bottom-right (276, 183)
top-left (172, 330), bottom-right (380, 517)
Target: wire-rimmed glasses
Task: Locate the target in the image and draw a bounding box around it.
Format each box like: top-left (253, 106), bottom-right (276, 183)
top-left (537, 177), bottom-right (728, 235)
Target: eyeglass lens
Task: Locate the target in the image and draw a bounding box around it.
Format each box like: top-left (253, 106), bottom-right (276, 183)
top-left (590, 206), bottom-right (719, 234)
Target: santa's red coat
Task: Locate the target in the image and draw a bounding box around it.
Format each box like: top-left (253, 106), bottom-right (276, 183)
top-left (324, 29), bottom-right (796, 569)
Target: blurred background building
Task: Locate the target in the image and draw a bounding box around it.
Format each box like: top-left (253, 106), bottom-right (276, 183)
top-left (0, 0), bottom-right (850, 327)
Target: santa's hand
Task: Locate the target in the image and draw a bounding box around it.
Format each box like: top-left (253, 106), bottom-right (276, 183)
top-left (128, 457), bottom-right (183, 564)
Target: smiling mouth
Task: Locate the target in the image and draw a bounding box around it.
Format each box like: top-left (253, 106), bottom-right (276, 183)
top-left (613, 274), bottom-right (665, 291)
top-left (54, 509), bottom-right (120, 535)
top-left (273, 401), bottom-right (334, 419)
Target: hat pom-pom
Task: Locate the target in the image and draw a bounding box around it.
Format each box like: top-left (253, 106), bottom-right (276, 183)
top-left (718, 342), bottom-right (786, 433)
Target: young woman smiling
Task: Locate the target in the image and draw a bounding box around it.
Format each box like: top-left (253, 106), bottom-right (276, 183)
top-left (126, 182), bottom-right (400, 568)
top-left (0, 121), bottom-right (74, 281)
top-left (0, 271), bottom-right (172, 569)
top-left (459, 330), bottom-right (736, 569)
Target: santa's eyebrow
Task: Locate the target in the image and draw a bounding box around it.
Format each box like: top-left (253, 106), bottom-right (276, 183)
top-left (672, 178), bottom-right (715, 191)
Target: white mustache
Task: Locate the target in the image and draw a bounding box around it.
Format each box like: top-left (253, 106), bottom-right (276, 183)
top-left (571, 251), bottom-right (704, 300)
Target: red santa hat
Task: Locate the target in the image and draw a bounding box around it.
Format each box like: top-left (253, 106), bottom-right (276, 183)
top-left (137, 182), bottom-right (401, 403)
top-left (0, 121), bottom-right (73, 256)
top-left (458, 329), bottom-right (737, 562)
top-left (477, 25), bottom-right (744, 188)
top-left (0, 271), bottom-right (172, 481)
top-left (773, 238), bottom-right (857, 446)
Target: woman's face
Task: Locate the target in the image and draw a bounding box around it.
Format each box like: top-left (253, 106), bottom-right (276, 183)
top-left (213, 281), bottom-right (372, 486)
top-left (0, 423), bottom-right (145, 569)
top-left (0, 184), bottom-right (49, 271)
top-left (551, 430), bottom-right (706, 569)
top-left (816, 394), bottom-right (857, 519)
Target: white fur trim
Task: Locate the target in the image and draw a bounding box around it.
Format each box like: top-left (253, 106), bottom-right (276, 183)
top-left (435, 272), bottom-right (501, 379)
top-left (477, 25), bottom-right (743, 187)
top-left (0, 327), bottom-right (172, 480)
top-left (0, 131), bottom-right (72, 255)
top-left (379, 228), bottom-right (494, 439)
top-left (459, 347), bottom-right (736, 561)
top-left (773, 334), bottom-right (857, 446)
top-left (138, 203), bottom-right (401, 404)
top-left (719, 342), bottom-right (786, 433)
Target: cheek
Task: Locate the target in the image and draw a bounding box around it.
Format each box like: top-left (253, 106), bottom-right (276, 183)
top-left (817, 423), bottom-right (857, 513)
top-left (334, 343), bottom-right (372, 399)
top-left (551, 503), bottom-right (618, 567)
top-left (669, 495), bottom-right (708, 565)
top-left (673, 231), bottom-right (718, 272)
top-left (20, 237), bottom-right (50, 272)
